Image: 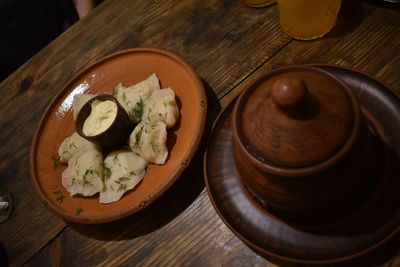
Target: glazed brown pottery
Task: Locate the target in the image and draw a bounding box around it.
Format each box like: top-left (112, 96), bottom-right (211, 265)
top-left (75, 94), bottom-right (133, 150)
top-left (204, 64), bottom-right (400, 264)
top-left (232, 66), bottom-right (379, 224)
top-left (30, 48), bottom-right (206, 223)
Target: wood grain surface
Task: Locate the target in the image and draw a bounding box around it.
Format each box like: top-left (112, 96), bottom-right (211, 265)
top-left (0, 0), bottom-right (399, 266)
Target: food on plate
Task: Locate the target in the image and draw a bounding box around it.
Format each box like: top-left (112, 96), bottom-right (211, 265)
top-left (129, 121), bottom-right (168, 165)
top-left (72, 93), bottom-right (96, 121)
top-left (142, 88), bottom-right (179, 128)
top-left (113, 74), bottom-right (160, 123)
top-left (58, 132), bottom-right (101, 163)
top-left (82, 99), bottom-right (118, 136)
top-left (99, 150), bottom-right (148, 204)
top-left (57, 73), bottom-right (179, 205)
top-left (62, 150), bottom-right (104, 197)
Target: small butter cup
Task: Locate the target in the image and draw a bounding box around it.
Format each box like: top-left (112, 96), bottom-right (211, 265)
top-left (76, 95), bottom-right (133, 150)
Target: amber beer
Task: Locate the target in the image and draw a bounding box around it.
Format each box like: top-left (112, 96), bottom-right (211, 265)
top-left (242, 0), bottom-right (275, 7)
top-left (277, 0), bottom-right (341, 40)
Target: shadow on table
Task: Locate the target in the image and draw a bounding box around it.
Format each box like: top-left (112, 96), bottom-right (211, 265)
top-left (361, 0), bottom-right (400, 10)
top-left (326, 0), bottom-right (400, 40)
top-left (260, 233), bottom-right (400, 267)
top-left (71, 79), bottom-right (222, 241)
top-left (323, 0), bottom-right (364, 39)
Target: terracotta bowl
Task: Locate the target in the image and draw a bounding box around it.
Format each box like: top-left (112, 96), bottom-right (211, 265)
top-left (75, 94), bottom-right (133, 150)
top-left (232, 66), bottom-right (381, 224)
top-left (30, 48), bottom-right (206, 223)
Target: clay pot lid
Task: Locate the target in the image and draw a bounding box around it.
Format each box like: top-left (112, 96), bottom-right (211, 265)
top-left (234, 66), bottom-right (360, 168)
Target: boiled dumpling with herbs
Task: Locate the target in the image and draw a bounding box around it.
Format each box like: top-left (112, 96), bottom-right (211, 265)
top-left (58, 132), bottom-right (101, 163)
top-left (129, 121), bottom-right (168, 164)
top-left (61, 150), bottom-right (104, 197)
top-left (72, 93), bottom-right (96, 121)
top-left (142, 88), bottom-right (179, 128)
top-left (113, 74), bottom-right (160, 123)
top-left (99, 150), bottom-right (148, 204)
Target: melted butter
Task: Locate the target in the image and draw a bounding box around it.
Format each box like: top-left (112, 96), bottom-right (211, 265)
top-left (83, 100), bottom-right (117, 136)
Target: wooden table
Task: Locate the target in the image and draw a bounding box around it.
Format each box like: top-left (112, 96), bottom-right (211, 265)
top-left (1, 0), bottom-right (399, 266)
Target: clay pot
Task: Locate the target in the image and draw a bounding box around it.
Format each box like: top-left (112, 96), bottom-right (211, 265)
top-left (76, 94), bottom-right (133, 150)
top-left (232, 66), bottom-right (380, 224)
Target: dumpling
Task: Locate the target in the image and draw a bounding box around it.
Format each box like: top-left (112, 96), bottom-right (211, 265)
top-left (72, 93), bottom-right (96, 121)
top-left (58, 132), bottom-right (101, 163)
top-left (62, 150), bottom-right (104, 197)
top-left (99, 150), bottom-right (148, 204)
top-left (142, 88), bottom-right (179, 128)
top-left (129, 121), bottom-right (168, 164)
top-left (113, 74), bottom-right (160, 123)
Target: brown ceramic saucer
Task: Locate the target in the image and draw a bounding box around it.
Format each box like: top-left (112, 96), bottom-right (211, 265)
top-left (30, 48), bottom-right (206, 224)
top-left (204, 64), bottom-right (400, 265)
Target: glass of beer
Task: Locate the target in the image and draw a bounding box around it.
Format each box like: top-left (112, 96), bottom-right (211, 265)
top-left (277, 0), bottom-right (341, 40)
top-left (242, 0), bottom-right (275, 8)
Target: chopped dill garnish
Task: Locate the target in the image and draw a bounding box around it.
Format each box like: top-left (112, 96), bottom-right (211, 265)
top-left (130, 98), bottom-right (144, 119)
top-left (150, 138), bottom-right (160, 153)
top-left (114, 177), bottom-right (129, 192)
top-left (132, 125), bottom-right (144, 150)
top-left (56, 195), bottom-right (65, 203)
top-left (81, 169), bottom-right (93, 186)
top-left (112, 86), bottom-right (119, 97)
top-left (117, 183), bottom-right (127, 192)
top-left (69, 142), bottom-right (77, 149)
top-left (76, 208), bottom-right (84, 215)
top-left (104, 166), bottom-right (112, 180)
top-left (118, 177), bottom-right (130, 182)
top-left (129, 171), bottom-right (137, 176)
top-left (82, 176), bottom-right (90, 186)
top-left (69, 177), bottom-right (78, 187)
top-left (113, 155), bottom-right (118, 164)
top-left (51, 156), bottom-right (59, 170)
top-left (122, 92), bottom-right (127, 102)
top-left (52, 189), bottom-right (65, 204)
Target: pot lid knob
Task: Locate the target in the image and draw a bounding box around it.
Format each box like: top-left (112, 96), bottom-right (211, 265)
top-left (271, 77), bottom-right (308, 113)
